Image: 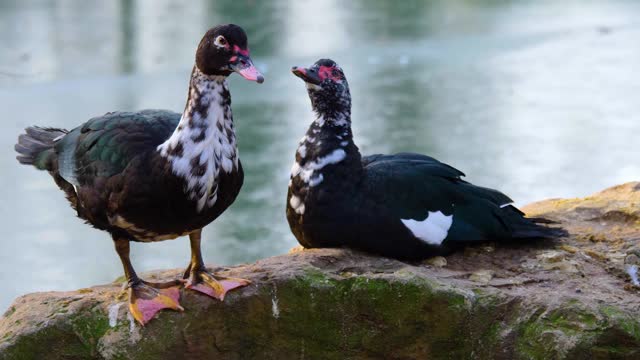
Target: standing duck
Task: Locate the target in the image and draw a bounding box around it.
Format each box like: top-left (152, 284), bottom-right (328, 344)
top-left (14, 24), bottom-right (264, 325)
top-left (287, 59), bottom-right (565, 260)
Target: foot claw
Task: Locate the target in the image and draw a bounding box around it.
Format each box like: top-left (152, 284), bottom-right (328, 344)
top-left (128, 281), bottom-right (183, 326)
top-left (185, 269), bottom-right (250, 300)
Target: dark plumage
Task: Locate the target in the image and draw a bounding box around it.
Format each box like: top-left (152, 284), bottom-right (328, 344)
top-left (15, 24), bottom-right (264, 325)
top-left (287, 59), bottom-right (566, 261)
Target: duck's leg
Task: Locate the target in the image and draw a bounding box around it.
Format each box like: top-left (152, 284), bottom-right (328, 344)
top-left (183, 229), bottom-right (250, 300)
top-left (113, 236), bottom-right (183, 325)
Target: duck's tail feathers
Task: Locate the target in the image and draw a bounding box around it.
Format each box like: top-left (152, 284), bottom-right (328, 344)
top-left (512, 223), bottom-right (569, 239)
top-left (500, 204), bottom-right (568, 239)
top-left (511, 214), bottom-right (568, 239)
top-left (15, 126), bottom-right (68, 170)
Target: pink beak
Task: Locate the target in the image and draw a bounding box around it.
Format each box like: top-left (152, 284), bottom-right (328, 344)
top-left (230, 51), bottom-right (264, 84)
top-left (236, 62), bottom-right (264, 83)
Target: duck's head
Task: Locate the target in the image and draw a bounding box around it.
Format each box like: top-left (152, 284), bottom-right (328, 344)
top-left (195, 24), bottom-right (264, 83)
top-left (292, 59), bottom-right (351, 117)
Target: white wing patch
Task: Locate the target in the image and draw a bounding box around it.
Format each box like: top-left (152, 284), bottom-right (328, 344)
top-left (401, 211), bottom-right (453, 245)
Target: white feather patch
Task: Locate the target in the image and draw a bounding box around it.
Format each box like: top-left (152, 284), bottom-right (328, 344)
top-left (306, 83), bottom-right (322, 91)
top-left (297, 144), bottom-right (307, 158)
top-left (291, 148), bottom-right (346, 187)
top-left (401, 211), bottom-right (453, 246)
top-left (289, 194), bottom-right (305, 215)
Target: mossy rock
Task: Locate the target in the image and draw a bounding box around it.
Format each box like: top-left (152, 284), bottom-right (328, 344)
top-left (1, 183), bottom-right (639, 359)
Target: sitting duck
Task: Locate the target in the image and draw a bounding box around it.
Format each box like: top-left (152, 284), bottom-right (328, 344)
top-left (15, 24), bottom-right (263, 325)
top-left (287, 58), bottom-right (565, 260)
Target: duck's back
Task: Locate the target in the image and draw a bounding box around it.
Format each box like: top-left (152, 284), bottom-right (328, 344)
top-left (290, 151), bottom-right (565, 260)
top-left (348, 153), bottom-right (562, 259)
top-left (56, 110), bottom-right (180, 187)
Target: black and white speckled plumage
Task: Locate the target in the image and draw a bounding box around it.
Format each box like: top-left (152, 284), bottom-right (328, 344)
top-left (158, 67), bottom-right (239, 212)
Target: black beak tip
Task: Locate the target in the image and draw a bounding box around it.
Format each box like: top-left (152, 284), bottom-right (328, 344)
top-left (256, 75), bottom-right (264, 84)
top-left (291, 67), bottom-right (304, 79)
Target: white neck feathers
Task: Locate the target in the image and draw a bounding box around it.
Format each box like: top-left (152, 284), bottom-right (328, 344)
top-left (158, 68), bottom-right (238, 212)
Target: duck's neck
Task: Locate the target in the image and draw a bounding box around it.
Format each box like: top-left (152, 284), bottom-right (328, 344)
top-left (290, 110), bottom-right (362, 189)
top-left (158, 66), bottom-right (238, 212)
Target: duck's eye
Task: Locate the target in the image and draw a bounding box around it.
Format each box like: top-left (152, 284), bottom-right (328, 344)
top-left (214, 35), bottom-right (228, 47)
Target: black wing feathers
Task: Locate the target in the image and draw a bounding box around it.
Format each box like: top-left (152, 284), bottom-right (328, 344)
top-left (362, 152), bottom-right (563, 241)
top-left (55, 110), bottom-right (180, 186)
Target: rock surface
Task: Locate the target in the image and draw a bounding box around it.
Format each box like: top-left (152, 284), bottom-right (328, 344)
top-left (1, 182), bottom-right (639, 360)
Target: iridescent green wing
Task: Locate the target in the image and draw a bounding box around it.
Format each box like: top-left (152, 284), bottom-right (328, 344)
top-left (56, 110), bottom-right (180, 186)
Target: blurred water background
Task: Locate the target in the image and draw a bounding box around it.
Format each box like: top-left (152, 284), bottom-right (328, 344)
top-left (1, 0), bottom-right (639, 310)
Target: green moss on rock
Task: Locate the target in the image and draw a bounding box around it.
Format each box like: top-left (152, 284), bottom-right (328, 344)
top-left (3, 180), bottom-right (640, 360)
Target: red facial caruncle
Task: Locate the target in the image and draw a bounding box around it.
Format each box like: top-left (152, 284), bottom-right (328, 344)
top-left (233, 45), bottom-right (250, 57)
top-left (318, 65), bottom-right (342, 82)
top-left (229, 45), bottom-right (250, 63)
